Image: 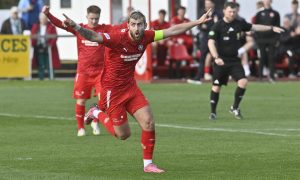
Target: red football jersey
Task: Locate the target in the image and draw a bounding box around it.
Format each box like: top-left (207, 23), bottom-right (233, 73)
top-left (150, 20), bottom-right (170, 30)
top-left (74, 24), bottom-right (115, 76)
top-left (100, 29), bottom-right (155, 89)
top-left (46, 13), bottom-right (127, 76)
top-left (170, 16), bottom-right (190, 36)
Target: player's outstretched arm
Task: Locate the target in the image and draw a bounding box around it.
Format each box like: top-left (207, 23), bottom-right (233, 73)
top-left (62, 14), bottom-right (103, 43)
top-left (162, 9), bottom-right (211, 39)
top-left (43, 6), bottom-right (70, 31)
top-left (252, 24), bottom-right (285, 33)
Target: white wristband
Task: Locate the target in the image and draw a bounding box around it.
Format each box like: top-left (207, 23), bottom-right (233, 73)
top-left (238, 47), bottom-right (246, 56)
top-left (74, 24), bottom-right (81, 31)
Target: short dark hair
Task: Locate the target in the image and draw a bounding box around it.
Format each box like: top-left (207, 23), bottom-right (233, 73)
top-left (292, 0), bottom-right (299, 5)
top-left (178, 6), bottom-right (186, 11)
top-left (128, 10), bottom-right (146, 24)
top-left (206, 0), bottom-right (215, 4)
top-left (224, 2), bottom-right (237, 9)
top-left (159, 9), bottom-right (166, 16)
top-left (87, 5), bottom-right (101, 15)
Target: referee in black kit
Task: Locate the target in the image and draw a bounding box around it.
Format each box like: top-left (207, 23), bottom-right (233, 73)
top-left (207, 2), bottom-right (284, 120)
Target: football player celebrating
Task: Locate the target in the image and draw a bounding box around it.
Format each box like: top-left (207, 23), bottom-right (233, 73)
top-left (62, 9), bottom-right (211, 173)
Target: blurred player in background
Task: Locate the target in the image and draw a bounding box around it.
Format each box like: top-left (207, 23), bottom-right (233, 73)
top-left (43, 5), bottom-right (126, 136)
top-left (62, 9), bottom-right (211, 173)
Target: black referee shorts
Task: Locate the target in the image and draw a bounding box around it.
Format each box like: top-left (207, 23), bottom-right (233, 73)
top-left (212, 61), bottom-right (246, 86)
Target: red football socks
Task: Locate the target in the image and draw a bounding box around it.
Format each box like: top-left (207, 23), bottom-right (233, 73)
top-left (75, 104), bottom-right (85, 129)
top-left (204, 67), bottom-right (210, 73)
top-left (141, 130), bottom-right (155, 159)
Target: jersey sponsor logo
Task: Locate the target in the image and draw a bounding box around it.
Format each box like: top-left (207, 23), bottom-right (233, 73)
top-left (120, 53), bottom-right (142, 61)
top-left (209, 31), bottom-right (215, 36)
top-left (121, 29), bottom-right (126, 32)
top-left (138, 45), bottom-right (144, 51)
top-left (81, 40), bottom-right (98, 46)
top-left (214, 79), bottom-right (220, 84)
top-left (123, 48), bottom-right (128, 52)
top-left (103, 33), bottom-right (110, 40)
top-left (269, 12), bottom-right (274, 18)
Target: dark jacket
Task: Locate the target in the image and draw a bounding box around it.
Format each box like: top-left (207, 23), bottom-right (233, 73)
top-left (0, 18), bottom-right (26, 34)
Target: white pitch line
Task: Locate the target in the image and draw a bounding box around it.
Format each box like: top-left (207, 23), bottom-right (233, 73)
top-left (155, 124), bottom-right (289, 137)
top-left (0, 113), bottom-right (291, 137)
top-left (0, 112), bottom-right (73, 120)
top-left (15, 157), bottom-right (32, 161)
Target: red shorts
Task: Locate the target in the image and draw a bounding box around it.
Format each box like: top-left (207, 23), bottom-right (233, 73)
top-left (99, 83), bottom-right (149, 126)
top-left (72, 73), bottom-right (101, 99)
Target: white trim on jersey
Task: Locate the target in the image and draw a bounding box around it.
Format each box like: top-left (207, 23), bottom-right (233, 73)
top-left (107, 90), bottom-right (111, 108)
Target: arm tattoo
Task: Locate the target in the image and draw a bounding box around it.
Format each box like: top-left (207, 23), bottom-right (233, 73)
top-left (77, 27), bottom-right (101, 42)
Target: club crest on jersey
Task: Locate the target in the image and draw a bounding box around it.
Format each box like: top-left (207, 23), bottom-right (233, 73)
top-left (138, 45), bottom-right (144, 51)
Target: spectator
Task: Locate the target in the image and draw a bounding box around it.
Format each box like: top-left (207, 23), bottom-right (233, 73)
top-left (151, 9), bottom-right (170, 66)
top-left (169, 6), bottom-right (193, 79)
top-left (251, 1), bottom-right (264, 24)
top-left (18, 0), bottom-right (43, 30)
top-left (254, 0), bottom-right (281, 83)
top-left (284, 0), bottom-right (300, 31)
top-left (31, 13), bottom-right (60, 80)
top-left (236, 2), bottom-right (253, 77)
top-left (1, 6), bottom-right (26, 34)
top-left (187, 0), bottom-right (222, 84)
top-left (235, 2), bottom-right (246, 21)
top-left (170, 6), bottom-right (193, 54)
top-left (281, 25), bottom-right (300, 78)
top-left (119, 6), bottom-right (134, 24)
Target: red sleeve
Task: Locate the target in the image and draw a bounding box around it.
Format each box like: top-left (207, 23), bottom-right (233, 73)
top-left (145, 30), bottom-right (155, 44)
top-left (101, 32), bottom-right (121, 49)
top-left (46, 12), bottom-right (76, 34)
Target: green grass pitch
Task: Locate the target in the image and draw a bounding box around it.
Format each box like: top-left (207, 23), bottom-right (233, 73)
top-left (0, 80), bottom-right (300, 179)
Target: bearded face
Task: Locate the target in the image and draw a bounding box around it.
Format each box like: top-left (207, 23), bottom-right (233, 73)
top-left (128, 18), bottom-right (146, 41)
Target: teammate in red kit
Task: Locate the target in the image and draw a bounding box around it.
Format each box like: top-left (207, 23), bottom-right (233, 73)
top-left (43, 5), bottom-right (126, 136)
top-left (62, 9), bottom-right (211, 173)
